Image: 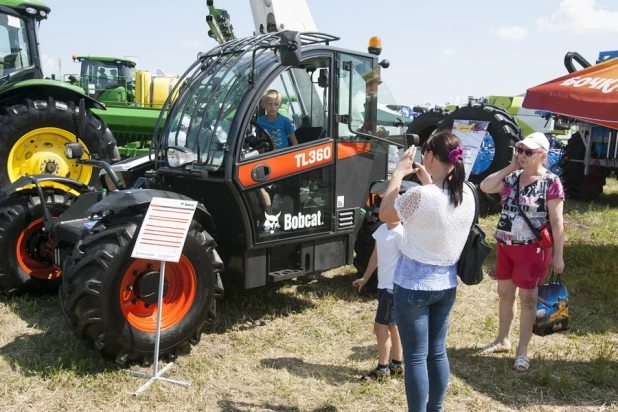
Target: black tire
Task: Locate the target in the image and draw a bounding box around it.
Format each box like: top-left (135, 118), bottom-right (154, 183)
top-left (438, 103), bottom-right (522, 215)
top-left (0, 190), bottom-right (74, 296)
top-left (61, 215), bottom-right (224, 365)
top-left (477, 190), bottom-right (503, 217)
top-left (353, 219), bottom-right (380, 273)
top-left (560, 134), bottom-right (605, 200)
top-left (438, 103), bottom-right (522, 184)
top-left (0, 97), bottom-right (120, 189)
top-left (353, 213), bottom-right (381, 291)
top-left (405, 109), bottom-right (449, 147)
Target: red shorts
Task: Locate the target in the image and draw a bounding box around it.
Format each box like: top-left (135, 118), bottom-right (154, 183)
top-left (494, 243), bottom-right (552, 289)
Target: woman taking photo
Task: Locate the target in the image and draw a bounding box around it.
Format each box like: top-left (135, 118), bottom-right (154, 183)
top-left (380, 131), bottom-right (475, 412)
top-left (478, 132), bottom-right (565, 372)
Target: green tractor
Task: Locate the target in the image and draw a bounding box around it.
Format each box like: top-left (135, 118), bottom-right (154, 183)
top-left (0, 1), bottom-right (121, 296)
top-left (0, 1), bottom-right (119, 191)
top-left (67, 55), bottom-right (179, 157)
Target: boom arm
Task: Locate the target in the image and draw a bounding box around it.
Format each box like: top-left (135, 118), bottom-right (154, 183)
top-left (206, 0), bottom-right (317, 45)
top-left (206, 0), bottom-right (236, 44)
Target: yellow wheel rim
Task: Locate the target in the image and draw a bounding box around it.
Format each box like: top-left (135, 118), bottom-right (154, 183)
top-left (7, 127), bottom-right (92, 191)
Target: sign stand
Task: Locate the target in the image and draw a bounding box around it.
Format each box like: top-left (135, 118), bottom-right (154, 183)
top-left (123, 197), bottom-right (198, 396)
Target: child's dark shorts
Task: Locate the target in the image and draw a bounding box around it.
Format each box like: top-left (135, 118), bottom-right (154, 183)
top-left (376, 288), bottom-right (397, 326)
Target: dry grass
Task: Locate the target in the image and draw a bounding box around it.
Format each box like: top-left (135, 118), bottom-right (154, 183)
top-left (1, 179), bottom-right (618, 411)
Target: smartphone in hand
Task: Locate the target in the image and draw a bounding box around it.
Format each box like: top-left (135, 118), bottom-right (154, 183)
top-left (414, 147), bottom-right (422, 165)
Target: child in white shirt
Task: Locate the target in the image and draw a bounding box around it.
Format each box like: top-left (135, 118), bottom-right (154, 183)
top-left (353, 221), bottom-right (404, 380)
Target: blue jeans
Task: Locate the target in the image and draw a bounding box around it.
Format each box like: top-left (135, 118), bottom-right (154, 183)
top-left (394, 284), bottom-right (457, 412)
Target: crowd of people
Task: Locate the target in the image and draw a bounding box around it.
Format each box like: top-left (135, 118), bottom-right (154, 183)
top-left (354, 130), bottom-right (564, 412)
top-left (247, 88), bottom-right (566, 410)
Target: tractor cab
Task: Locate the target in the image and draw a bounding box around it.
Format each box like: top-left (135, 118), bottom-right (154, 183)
top-left (0, 2), bottom-right (48, 86)
top-left (146, 31), bottom-right (396, 289)
top-left (72, 56), bottom-right (136, 103)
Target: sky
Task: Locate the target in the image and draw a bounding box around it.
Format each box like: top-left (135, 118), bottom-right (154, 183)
top-left (38, 0), bottom-right (618, 106)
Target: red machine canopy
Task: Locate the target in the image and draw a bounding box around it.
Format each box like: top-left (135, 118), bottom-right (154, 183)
top-left (522, 58), bottom-right (618, 129)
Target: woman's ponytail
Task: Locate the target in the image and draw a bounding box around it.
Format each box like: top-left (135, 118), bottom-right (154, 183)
top-left (422, 130), bottom-right (466, 207)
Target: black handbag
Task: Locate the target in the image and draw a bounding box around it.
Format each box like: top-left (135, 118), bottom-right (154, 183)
top-left (457, 182), bottom-right (492, 285)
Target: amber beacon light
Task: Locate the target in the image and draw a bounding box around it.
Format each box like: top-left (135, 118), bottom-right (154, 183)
top-left (368, 36), bottom-right (382, 56)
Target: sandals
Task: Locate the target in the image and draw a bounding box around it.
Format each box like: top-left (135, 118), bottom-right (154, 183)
top-left (477, 342), bottom-right (511, 354)
top-left (513, 356), bottom-right (530, 372)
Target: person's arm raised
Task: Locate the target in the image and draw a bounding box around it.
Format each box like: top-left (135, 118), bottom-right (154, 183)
top-left (380, 146), bottom-right (428, 223)
top-left (480, 147), bottom-right (520, 194)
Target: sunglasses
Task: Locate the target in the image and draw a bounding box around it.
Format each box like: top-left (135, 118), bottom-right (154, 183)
top-left (516, 147), bottom-right (544, 157)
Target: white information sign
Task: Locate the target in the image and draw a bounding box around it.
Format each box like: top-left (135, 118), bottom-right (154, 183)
top-left (451, 120), bottom-right (490, 180)
top-left (131, 197), bottom-right (198, 263)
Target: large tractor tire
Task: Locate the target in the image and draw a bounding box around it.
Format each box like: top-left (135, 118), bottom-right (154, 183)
top-left (560, 133), bottom-right (605, 200)
top-left (0, 190), bottom-right (74, 296)
top-left (61, 215), bottom-right (224, 365)
top-left (0, 97), bottom-right (120, 190)
top-left (353, 214), bottom-right (381, 289)
top-left (405, 109), bottom-right (449, 147)
top-left (438, 103), bottom-right (522, 215)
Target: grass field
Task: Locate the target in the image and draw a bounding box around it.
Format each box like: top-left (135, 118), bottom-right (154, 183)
top-left (1, 179), bottom-right (617, 411)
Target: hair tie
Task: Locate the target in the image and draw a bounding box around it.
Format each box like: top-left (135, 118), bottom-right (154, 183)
top-left (448, 146), bottom-right (463, 165)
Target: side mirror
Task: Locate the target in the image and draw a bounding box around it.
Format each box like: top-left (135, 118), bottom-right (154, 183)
top-left (318, 69), bottom-right (328, 88)
top-left (279, 31), bottom-right (301, 67)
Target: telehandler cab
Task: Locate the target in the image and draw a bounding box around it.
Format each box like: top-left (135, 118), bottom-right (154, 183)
top-left (0, 30), bottom-right (410, 365)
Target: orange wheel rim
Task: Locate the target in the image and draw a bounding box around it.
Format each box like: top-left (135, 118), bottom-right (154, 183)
top-left (16, 218), bottom-right (61, 280)
top-left (119, 257), bottom-right (197, 332)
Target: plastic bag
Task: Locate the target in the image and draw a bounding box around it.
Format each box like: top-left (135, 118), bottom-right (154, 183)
top-left (533, 272), bottom-right (569, 336)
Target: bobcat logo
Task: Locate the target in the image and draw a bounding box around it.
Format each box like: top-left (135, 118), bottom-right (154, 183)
top-left (263, 211), bottom-right (281, 232)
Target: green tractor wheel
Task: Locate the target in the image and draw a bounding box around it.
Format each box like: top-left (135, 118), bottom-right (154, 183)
top-left (61, 215), bottom-right (224, 365)
top-left (0, 97), bottom-right (119, 190)
top-left (0, 190), bottom-right (75, 296)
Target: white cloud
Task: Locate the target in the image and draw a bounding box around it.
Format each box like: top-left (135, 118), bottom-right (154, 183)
top-left (441, 48), bottom-right (456, 56)
top-left (491, 25), bottom-right (529, 41)
top-left (182, 40), bottom-right (203, 48)
top-left (537, 0), bottom-right (618, 34)
top-left (41, 54), bottom-right (57, 78)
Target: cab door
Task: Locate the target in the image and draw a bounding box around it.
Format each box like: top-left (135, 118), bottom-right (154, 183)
top-left (334, 52), bottom-right (388, 217)
top-left (235, 61), bottom-right (336, 247)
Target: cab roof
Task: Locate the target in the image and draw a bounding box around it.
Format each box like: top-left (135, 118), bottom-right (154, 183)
top-left (1, 1), bottom-right (50, 19)
top-left (75, 56), bottom-right (137, 68)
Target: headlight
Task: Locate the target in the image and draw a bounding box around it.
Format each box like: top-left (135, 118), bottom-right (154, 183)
top-left (25, 7), bottom-right (37, 14)
top-left (65, 142), bottom-right (84, 159)
top-left (167, 147), bottom-right (195, 167)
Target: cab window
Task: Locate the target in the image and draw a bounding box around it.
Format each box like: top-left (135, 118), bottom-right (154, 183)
top-left (242, 58), bottom-right (331, 160)
top-left (0, 13), bottom-right (31, 83)
top-left (337, 55), bottom-right (375, 140)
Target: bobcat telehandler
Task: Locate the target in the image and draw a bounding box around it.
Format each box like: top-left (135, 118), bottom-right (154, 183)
top-left (0, 28), bottom-right (413, 364)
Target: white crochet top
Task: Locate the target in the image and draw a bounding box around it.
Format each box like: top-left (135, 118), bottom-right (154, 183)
top-left (394, 184), bottom-right (475, 266)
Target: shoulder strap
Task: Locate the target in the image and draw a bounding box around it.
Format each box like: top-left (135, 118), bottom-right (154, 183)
top-left (464, 181), bottom-right (479, 229)
top-left (515, 175), bottom-right (542, 240)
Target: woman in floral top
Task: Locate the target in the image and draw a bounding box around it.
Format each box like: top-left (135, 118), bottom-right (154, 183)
top-left (479, 132), bottom-right (565, 373)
